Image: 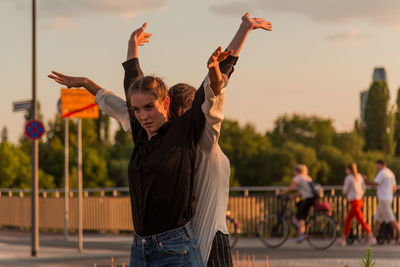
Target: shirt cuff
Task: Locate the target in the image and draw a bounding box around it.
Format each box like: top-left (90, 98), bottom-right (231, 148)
top-left (202, 75), bottom-right (227, 99)
top-left (94, 88), bottom-right (106, 104)
top-left (122, 57), bottom-right (140, 71)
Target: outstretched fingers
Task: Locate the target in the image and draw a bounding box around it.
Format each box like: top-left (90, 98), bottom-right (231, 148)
top-left (207, 46), bottom-right (222, 68)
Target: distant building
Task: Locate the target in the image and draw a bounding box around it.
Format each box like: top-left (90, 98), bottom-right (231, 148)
top-left (373, 67), bottom-right (387, 83)
top-left (360, 90), bottom-right (368, 125)
top-left (360, 67), bottom-right (387, 124)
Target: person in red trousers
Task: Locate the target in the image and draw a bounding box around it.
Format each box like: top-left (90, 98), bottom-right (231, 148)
top-left (337, 163), bottom-right (376, 246)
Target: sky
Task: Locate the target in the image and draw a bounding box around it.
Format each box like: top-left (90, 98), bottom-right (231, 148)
top-left (1, 0), bottom-right (400, 144)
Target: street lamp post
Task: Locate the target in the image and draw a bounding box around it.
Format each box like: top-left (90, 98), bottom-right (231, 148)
top-left (31, 0), bottom-right (39, 257)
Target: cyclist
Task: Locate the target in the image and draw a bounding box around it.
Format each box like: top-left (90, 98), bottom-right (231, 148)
top-left (278, 164), bottom-right (316, 243)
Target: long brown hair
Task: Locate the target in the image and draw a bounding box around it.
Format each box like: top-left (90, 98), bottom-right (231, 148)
top-left (346, 163), bottom-right (358, 180)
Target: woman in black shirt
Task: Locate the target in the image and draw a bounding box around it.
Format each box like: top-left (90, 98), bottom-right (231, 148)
top-left (124, 45), bottom-right (232, 266)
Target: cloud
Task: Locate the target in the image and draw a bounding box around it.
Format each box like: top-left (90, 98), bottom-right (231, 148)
top-left (16, 0), bottom-right (169, 19)
top-left (46, 18), bottom-right (80, 31)
top-left (209, 1), bottom-right (254, 17)
top-left (326, 28), bottom-right (371, 41)
top-left (209, 0), bottom-right (400, 27)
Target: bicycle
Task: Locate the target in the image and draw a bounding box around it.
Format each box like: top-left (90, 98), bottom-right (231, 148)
top-left (257, 195), bottom-right (337, 250)
top-left (226, 210), bottom-right (240, 248)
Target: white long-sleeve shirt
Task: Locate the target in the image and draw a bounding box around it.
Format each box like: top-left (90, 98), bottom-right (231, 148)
top-left (94, 76), bottom-right (230, 263)
top-left (343, 174), bottom-right (365, 202)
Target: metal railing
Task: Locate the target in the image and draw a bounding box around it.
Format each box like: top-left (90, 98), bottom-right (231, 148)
top-left (1, 187), bottom-right (399, 235)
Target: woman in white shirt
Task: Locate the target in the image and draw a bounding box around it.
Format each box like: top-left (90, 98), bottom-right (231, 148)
top-left (337, 163), bottom-right (375, 246)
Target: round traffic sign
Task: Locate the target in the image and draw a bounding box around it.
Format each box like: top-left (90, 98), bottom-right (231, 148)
top-left (25, 120), bottom-right (45, 140)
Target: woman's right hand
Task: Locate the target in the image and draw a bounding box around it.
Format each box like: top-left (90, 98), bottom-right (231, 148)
top-left (48, 71), bottom-right (85, 88)
top-left (129, 22), bottom-right (152, 46)
top-left (127, 23), bottom-right (152, 60)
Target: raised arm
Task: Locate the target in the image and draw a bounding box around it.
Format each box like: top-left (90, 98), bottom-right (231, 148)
top-left (123, 23), bottom-right (151, 95)
top-left (48, 71), bottom-right (102, 96)
top-left (219, 12), bottom-right (272, 79)
top-left (207, 47), bottom-right (232, 96)
top-left (126, 22), bottom-right (152, 61)
top-left (227, 12), bottom-right (272, 57)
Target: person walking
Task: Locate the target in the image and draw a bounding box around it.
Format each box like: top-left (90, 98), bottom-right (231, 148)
top-left (336, 163), bottom-right (375, 246)
top-left (368, 160), bottom-right (400, 242)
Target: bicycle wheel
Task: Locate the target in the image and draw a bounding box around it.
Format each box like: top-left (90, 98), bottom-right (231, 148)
top-left (306, 214), bottom-right (337, 250)
top-left (258, 214), bottom-right (289, 248)
top-left (226, 216), bottom-right (239, 248)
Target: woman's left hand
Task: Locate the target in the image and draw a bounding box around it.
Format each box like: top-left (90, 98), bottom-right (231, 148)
top-left (207, 47), bottom-right (233, 69)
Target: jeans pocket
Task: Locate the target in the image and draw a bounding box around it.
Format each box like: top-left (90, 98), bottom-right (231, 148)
top-left (159, 237), bottom-right (189, 256)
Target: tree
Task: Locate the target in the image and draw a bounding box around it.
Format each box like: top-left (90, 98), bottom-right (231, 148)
top-left (219, 119), bottom-right (271, 185)
top-left (334, 132), bottom-right (364, 158)
top-left (364, 81), bottom-right (393, 154)
top-left (1, 127), bottom-right (8, 143)
top-left (281, 141), bottom-right (319, 178)
top-left (269, 114), bottom-right (335, 149)
top-left (317, 145), bottom-right (352, 184)
top-left (0, 142), bottom-right (31, 188)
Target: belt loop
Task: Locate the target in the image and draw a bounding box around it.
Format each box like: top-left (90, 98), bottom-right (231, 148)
top-left (184, 223), bottom-right (192, 238)
top-left (152, 235), bottom-right (158, 247)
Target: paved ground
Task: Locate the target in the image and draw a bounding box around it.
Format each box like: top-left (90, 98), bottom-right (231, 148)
top-left (1, 229), bottom-right (399, 267)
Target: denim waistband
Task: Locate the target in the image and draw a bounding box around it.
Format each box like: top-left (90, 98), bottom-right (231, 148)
top-left (133, 222), bottom-right (194, 246)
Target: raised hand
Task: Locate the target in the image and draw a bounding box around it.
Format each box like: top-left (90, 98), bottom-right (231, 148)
top-left (207, 47), bottom-right (233, 69)
top-left (129, 22), bottom-right (152, 46)
top-left (48, 71), bottom-right (84, 88)
top-left (241, 12), bottom-right (272, 31)
top-left (207, 47), bottom-right (232, 96)
top-left (127, 23), bottom-right (152, 60)
top-left (48, 71), bottom-right (102, 96)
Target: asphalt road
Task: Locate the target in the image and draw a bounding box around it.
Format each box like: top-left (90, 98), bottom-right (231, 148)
top-left (1, 229), bottom-right (399, 267)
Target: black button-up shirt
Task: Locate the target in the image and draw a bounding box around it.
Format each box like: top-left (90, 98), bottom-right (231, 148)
top-left (122, 56), bottom-right (238, 236)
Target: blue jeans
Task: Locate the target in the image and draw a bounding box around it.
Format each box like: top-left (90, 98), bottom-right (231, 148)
top-left (130, 223), bottom-right (203, 267)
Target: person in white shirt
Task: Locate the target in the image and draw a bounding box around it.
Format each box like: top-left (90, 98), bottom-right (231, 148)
top-left (368, 160), bottom-right (400, 241)
top-left (49, 13), bottom-right (272, 266)
top-left (278, 164), bottom-right (315, 243)
top-left (336, 163), bottom-right (375, 246)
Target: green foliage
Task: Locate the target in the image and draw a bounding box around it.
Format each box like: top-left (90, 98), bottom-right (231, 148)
top-left (360, 247), bottom-right (376, 267)
top-left (365, 81), bottom-right (393, 154)
top-left (1, 127), bottom-right (8, 143)
top-left (219, 119), bottom-right (271, 186)
top-left (269, 114), bottom-right (335, 149)
top-left (334, 132), bottom-right (364, 158)
top-left (39, 169), bottom-right (56, 189)
top-left (4, 98), bottom-right (400, 189)
top-left (317, 145), bottom-right (352, 184)
top-left (0, 142), bottom-right (31, 188)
